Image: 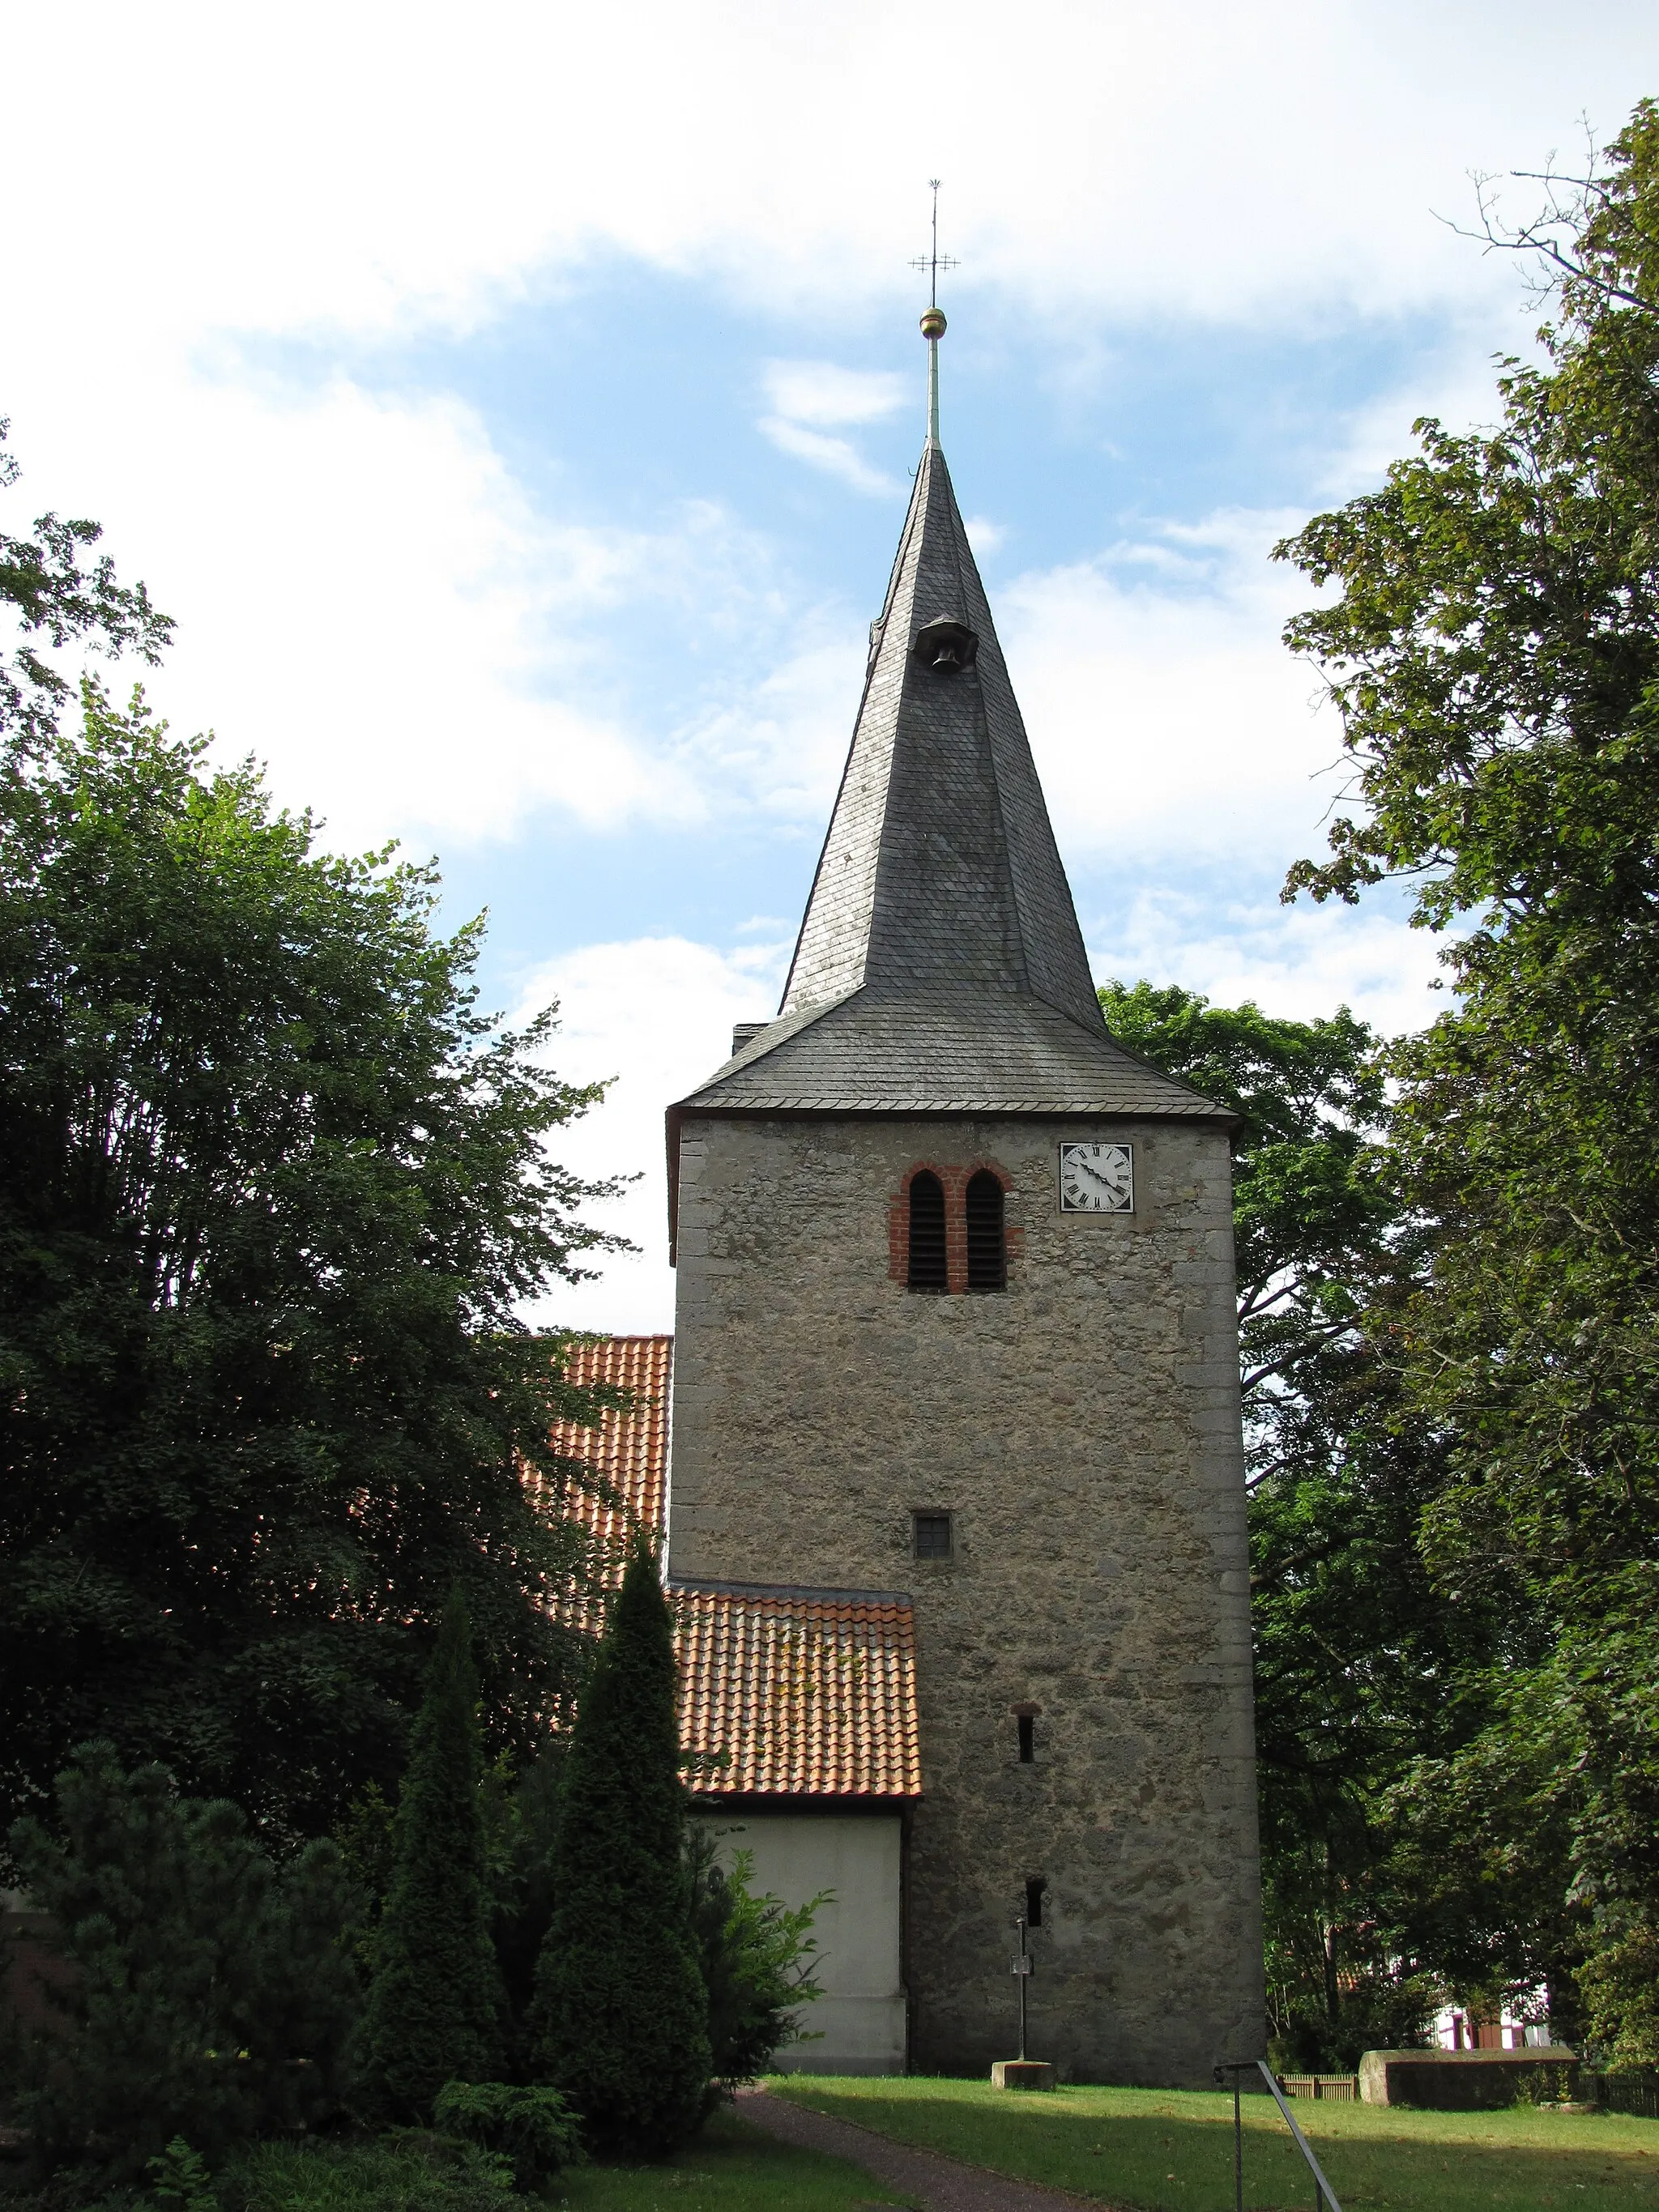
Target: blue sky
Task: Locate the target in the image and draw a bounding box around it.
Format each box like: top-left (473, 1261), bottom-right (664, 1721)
top-left (6, 0), bottom-right (1658, 1327)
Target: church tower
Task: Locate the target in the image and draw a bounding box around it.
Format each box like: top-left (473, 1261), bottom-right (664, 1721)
top-left (665, 310), bottom-right (1264, 2084)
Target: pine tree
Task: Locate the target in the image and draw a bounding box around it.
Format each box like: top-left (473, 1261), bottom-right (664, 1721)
top-left (356, 1592), bottom-right (504, 2120)
top-left (10, 1745), bottom-right (359, 2180)
top-left (534, 1546), bottom-right (710, 2154)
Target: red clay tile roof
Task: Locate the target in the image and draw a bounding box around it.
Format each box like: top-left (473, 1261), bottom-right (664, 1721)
top-left (533, 1335), bottom-right (921, 1800)
top-left (672, 1579), bottom-right (921, 1799)
top-left (535, 1334), bottom-right (672, 1593)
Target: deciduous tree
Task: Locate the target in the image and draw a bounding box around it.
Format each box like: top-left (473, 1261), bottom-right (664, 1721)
top-left (1101, 982), bottom-right (1469, 2064)
top-left (0, 685), bottom-right (625, 1859)
top-left (1275, 96), bottom-right (1659, 2059)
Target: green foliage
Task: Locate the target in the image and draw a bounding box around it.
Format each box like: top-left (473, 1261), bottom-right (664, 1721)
top-left (1102, 980), bottom-right (1464, 2065)
top-left (479, 1749), bottom-right (566, 2078)
top-left (356, 1595), bottom-right (505, 2124)
top-left (331, 1784), bottom-right (398, 1984)
top-left (0, 420), bottom-right (173, 756)
top-left (7, 1743), bottom-right (359, 2180)
top-left (147, 2140), bottom-right (220, 2212)
top-left (432, 2082), bottom-right (584, 2187)
top-left (688, 1829), bottom-right (824, 2099)
top-left (533, 1545), bottom-right (710, 2156)
top-left (0, 685), bottom-right (629, 1861)
top-left (228, 2133), bottom-right (514, 2212)
top-left (1276, 96), bottom-right (1659, 2045)
top-left (334, 1746), bottom-right (566, 2084)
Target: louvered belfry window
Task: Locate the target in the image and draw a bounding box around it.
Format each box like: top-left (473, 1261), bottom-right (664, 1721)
top-left (906, 1170), bottom-right (948, 1290)
top-left (966, 1169), bottom-right (1006, 1290)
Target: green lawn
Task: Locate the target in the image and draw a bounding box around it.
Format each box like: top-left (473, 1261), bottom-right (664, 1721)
top-left (553, 2110), bottom-right (913, 2212)
top-left (769, 2073), bottom-right (1659, 2211)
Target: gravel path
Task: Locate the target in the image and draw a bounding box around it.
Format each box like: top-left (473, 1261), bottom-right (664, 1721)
top-left (734, 2086), bottom-right (1117, 2212)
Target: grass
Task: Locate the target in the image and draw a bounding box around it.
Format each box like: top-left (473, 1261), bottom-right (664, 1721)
top-left (552, 2109), bottom-right (914, 2211)
top-left (770, 2072), bottom-right (1659, 2211)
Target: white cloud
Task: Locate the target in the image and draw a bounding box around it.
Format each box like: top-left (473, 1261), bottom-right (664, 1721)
top-left (757, 360), bottom-right (910, 492)
top-left (518, 934), bottom-right (790, 1335)
top-left (761, 362), bottom-right (908, 428)
top-left (1004, 506), bottom-right (1343, 870)
top-left (679, 628), bottom-right (864, 822)
top-left (6, 0), bottom-right (1648, 859)
top-left (1086, 887), bottom-right (1450, 1044)
top-left (757, 417), bottom-right (902, 497)
top-left (8, 2), bottom-right (1646, 346)
top-left (964, 515), bottom-right (1006, 556)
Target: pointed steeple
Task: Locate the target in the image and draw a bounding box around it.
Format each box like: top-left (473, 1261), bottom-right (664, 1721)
top-left (779, 437), bottom-right (1102, 1034)
top-left (676, 322), bottom-right (1223, 1123)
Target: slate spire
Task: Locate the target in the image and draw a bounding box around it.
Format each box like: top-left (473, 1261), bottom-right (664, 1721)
top-left (778, 417), bottom-right (1102, 1034)
top-left (675, 317), bottom-right (1225, 1123)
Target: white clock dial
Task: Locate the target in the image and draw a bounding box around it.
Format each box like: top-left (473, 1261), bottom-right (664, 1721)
top-left (1058, 1141), bottom-right (1133, 1213)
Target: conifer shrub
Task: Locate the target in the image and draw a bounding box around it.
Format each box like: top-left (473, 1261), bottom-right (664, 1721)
top-left (356, 1594), bottom-right (505, 2123)
top-left (533, 1545), bottom-right (711, 2154)
top-left (6, 1744), bottom-right (359, 2180)
top-left (433, 2082), bottom-right (583, 2187)
top-left (484, 1749), bottom-right (565, 2077)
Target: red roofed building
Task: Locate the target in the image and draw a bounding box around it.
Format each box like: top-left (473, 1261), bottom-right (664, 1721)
top-left (546, 1334), bottom-right (917, 2069)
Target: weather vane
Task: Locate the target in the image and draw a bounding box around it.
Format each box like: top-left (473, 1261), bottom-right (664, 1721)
top-left (910, 178), bottom-right (958, 309)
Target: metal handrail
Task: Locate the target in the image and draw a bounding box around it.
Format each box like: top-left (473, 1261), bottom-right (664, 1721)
top-left (1214, 2060), bottom-right (1345, 2212)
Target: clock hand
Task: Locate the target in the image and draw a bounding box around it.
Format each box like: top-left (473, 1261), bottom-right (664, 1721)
top-left (1079, 1157), bottom-right (1120, 1190)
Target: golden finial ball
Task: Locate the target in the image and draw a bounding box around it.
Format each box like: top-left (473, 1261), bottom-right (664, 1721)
top-left (919, 307), bottom-right (946, 340)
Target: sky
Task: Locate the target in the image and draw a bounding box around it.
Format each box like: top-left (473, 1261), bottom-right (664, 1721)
top-left (4, 1), bottom-right (1657, 1331)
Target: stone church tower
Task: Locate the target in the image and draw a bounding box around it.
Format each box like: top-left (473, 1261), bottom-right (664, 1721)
top-left (665, 318), bottom-right (1264, 2084)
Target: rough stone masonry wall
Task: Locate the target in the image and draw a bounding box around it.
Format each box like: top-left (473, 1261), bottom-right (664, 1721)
top-left (667, 1109), bottom-right (1265, 2085)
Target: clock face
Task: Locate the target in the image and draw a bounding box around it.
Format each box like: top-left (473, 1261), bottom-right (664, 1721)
top-left (1058, 1141), bottom-right (1133, 1214)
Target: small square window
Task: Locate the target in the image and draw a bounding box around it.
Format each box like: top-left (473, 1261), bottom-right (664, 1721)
top-left (913, 1511), bottom-right (953, 1560)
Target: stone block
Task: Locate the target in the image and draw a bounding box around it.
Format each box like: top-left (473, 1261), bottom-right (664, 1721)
top-left (992, 2060), bottom-right (1056, 2090)
top-left (1358, 2048), bottom-right (1580, 2108)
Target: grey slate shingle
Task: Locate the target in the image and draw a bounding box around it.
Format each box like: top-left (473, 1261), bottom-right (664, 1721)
top-left (676, 441), bottom-right (1224, 1123)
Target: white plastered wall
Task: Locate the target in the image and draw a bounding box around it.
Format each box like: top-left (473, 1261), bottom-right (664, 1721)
top-left (695, 1809), bottom-right (906, 2074)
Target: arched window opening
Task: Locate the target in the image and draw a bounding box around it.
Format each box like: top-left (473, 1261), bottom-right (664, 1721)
top-left (966, 1170), bottom-right (1006, 1290)
top-left (907, 1170), bottom-right (947, 1290)
top-left (1026, 1877), bottom-right (1047, 1927)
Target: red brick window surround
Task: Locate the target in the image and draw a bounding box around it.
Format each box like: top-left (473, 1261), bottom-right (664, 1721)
top-left (890, 1162), bottom-right (1021, 1294)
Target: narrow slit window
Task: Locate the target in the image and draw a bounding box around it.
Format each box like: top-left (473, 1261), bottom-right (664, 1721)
top-left (966, 1169), bottom-right (1006, 1290)
top-left (1026, 1877), bottom-right (1046, 1928)
top-left (914, 1511), bottom-right (953, 1560)
top-left (1017, 1713), bottom-right (1035, 1762)
top-left (907, 1170), bottom-right (948, 1290)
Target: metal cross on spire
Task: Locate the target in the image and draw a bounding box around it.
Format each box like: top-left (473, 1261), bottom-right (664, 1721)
top-left (910, 178), bottom-right (959, 308)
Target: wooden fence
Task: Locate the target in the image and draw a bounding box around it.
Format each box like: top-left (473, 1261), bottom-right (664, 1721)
top-left (1279, 2073), bottom-right (1358, 2101)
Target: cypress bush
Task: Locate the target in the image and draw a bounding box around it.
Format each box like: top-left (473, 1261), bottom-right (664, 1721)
top-left (533, 1545), bottom-right (710, 2154)
top-left (356, 1592), bottom-right (505, 2120)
